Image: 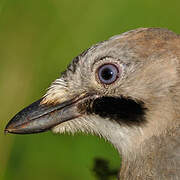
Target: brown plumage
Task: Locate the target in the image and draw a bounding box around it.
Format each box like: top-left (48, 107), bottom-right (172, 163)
top-left (5, 28), bottom-right (180, 179)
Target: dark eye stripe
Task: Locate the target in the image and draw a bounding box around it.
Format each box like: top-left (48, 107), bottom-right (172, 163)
top-left (98, 64), bottom-right (119, 84)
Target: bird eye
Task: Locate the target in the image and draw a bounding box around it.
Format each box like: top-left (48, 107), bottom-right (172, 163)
top-left (97, 63), bottom-right (119, 84)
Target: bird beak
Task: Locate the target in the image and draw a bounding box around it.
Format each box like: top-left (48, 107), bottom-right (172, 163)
top-left (5, 94), bottom-right (91, 134)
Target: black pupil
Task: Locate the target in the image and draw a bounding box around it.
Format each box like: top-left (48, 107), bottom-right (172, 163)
top-left (101, 68), bottom-right (113, 80)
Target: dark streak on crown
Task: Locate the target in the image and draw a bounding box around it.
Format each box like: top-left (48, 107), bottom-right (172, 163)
top-left (61, 48), bottom-right (91, 77)
top-left (61, 41), bottom-right (105, 77)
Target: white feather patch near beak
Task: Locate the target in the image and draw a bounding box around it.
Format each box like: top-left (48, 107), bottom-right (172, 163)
top-left (41, 78), bottom-right (69, 105)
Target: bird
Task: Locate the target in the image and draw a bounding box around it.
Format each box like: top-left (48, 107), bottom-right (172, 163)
top-left (5, 28), bottom-right (180, 179)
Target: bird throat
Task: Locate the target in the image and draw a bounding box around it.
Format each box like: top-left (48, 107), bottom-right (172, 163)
top-left (87, 96), bottom-right (146, 126)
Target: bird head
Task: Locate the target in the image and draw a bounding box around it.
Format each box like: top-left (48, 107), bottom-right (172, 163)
top-left (5, 28), bottom-right (180, 156)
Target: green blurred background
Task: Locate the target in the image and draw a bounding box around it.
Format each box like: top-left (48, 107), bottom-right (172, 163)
top-left (0, 0), bottom-right (180, 179)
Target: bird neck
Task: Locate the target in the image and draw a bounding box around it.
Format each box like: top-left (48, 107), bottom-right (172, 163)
top-left (119, 125), bottom-right (180, 180)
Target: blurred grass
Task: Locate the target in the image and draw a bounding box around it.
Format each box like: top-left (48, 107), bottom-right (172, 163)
top-left (0, 0), bottom-right (180, 179)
